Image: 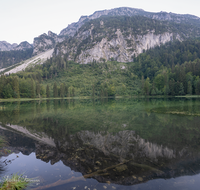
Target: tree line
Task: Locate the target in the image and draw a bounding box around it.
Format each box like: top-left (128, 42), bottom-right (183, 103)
top-left (0, 48), bottom-right (33, 69)
top-left (1, 39), bottom-right (200, 98)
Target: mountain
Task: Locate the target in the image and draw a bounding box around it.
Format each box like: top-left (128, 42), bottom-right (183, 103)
top-left (2, 48), bottom-right (53, 75)
top-left (0, 41), bottom-right (18, 51)
top-left (0, 48), bottom-right (33, 69)
top-left (59, 7), bottom-right (200, 37)
top-left (14, 41), bottom-right (33, 51)
top-left (32, 31), bottom-right (66, 55)
top-left (52, 7), bottom-right (200, 64)
top-left (54, 15), bottom-right (198, 63)
top-left (2, 7), bottom-right (200, 71)
top-left (0, 41), bottom-right (32, 51)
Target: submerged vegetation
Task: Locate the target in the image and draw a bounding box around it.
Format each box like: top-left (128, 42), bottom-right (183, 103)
top-left (0, 174), bottom-right (30, 190)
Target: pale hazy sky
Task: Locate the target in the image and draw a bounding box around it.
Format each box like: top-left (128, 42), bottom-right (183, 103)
top-left (0, 0), bottom-right (199, 44)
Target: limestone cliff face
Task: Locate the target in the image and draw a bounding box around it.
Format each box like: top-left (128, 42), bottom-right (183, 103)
top-left (77, 30), bottom-right (175, 63)
top-left (33, 31), bottom-right (66, 55)
top-left (55, 27), bottom-right (179, 64)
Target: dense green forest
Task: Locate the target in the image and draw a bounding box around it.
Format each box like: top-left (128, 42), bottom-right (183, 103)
top-left (1, 39), bottom-right (200, 99)
top-left (0, 48), bottom-right (33, 69)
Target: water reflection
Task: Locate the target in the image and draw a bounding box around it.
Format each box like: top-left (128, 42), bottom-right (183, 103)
top-left (0, 98), bottom-right (200, 189)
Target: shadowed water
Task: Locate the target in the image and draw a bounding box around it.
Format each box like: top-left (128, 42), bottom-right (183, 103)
top-left (0, 98), bottom-right (200, 190)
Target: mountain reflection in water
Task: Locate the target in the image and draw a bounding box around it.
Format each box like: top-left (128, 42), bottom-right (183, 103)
top-left (0, 98), bottom-right (200, 190)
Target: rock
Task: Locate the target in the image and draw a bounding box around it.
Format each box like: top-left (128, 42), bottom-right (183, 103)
top-left (115, 164), bottom-right (128, 172)
top-left (32, 31), bottom-right (66, 55)
top-left (0, 41), bottom-right (32, 51)
top-left (138, 177), bottom-right (143, 182)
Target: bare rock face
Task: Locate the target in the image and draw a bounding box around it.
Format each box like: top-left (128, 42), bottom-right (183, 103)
top-left (77, 30), bottom-right (175, 63)
top-left (55, 25), bottom-right (180, 64)
top-left (55, 9), bottom-right (200, 64)
top-left (0, 41), bottom-right (32, 51)
top-left (14, 41), bottom-right (33, 51)
top-left (0, 41), bottom-right (18, 51)
top-left (32, 31), bottom-right (66, 55)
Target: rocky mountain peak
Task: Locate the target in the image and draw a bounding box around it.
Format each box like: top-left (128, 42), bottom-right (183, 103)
top-left (0, 41), bottom-right (32, 51)
top-left (32, 31), bottom-right (66, 55)
top-left (48, 31), bottom-right (57, 38)
top-left (14, 41), bottom-right (33, 51)
top-left (59, 7), bottom-right (200, 38)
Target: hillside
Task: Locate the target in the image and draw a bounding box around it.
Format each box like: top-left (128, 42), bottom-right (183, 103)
top-left (1, 7), bottom-right (200, 69)
top-left (1, 38), bottom-right (200, 99)
top-left (0, 49), bottom-right (54, 75)
top-left (0, 48), bottom-right (33, 69)
top-left (54, 15), bottom-right (200, 63)
top-left (60, 7), bottom-right (200, 37)
top-left (1, 7), bottom-right (200, 99)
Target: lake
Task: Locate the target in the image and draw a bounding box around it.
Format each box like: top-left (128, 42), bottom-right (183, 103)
top-left (0, 98), bottom-right (200, 190)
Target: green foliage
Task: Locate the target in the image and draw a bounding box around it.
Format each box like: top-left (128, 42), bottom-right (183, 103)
top-left (46, 85), bottom-right (50, 98)
top-left (31, 79), bottom-right (36, 98)
top-left (2, 38), bottom-right (200, 99)
top-left (13, 76), bottom-right (20, 98)
top-left (107, 86), bottom-right (116, 96)
top-left (53, 82), bottom-right (58, 97)
top-left (0, 173), bottom-right (30, 190)
top-left (0, 49), bottom-right (33, 69)
top-left (0, 136), bottom-right (6, 148)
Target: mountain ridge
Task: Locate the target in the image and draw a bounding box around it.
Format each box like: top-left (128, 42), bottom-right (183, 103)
top-left (0, 41), bottom-right (32, 51)
top-left (1, 7), bottom-right (200, 70)
top-left (59, 7), bottom-right (200, 37)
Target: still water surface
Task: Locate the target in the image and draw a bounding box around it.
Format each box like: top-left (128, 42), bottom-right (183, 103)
top-left (0, 98), bottom-right (200, 190)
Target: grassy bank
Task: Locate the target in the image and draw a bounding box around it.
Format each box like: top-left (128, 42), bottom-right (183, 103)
top-left (0, 95), bottom-right (200, 103)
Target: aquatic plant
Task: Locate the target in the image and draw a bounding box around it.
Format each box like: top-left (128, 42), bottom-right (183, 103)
top-left (0, 173), bottom-right (30, 190)
top-left (0, 136), bottom-right (6, 149)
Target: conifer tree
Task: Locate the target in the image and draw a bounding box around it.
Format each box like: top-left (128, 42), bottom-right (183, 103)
top-left (60, 83), bottom-right (65, 98)
top-left (187, 81), bottom-right (192, 95)
top-left (31, 79), bottom-right (36, 98)
top-left (13, 76), bottom-right (20, 98)
top-left (53, 82), bottom-right (58, 97)
top-left (46, 85), bottom-right (50, 98)
top-left (36, 82), bottom-right (41, 98)
top-left (64, 84), bottom-right (68, 97)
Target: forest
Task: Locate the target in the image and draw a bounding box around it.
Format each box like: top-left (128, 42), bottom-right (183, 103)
top-left (0, 39), bottom-right (200, 99)
top-left (0, 48), bottom-right (33, 69)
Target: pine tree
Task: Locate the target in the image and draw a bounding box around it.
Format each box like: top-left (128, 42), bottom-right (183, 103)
top-left (60, 83), bottom-right (65, 98)
top-left (179, 83), bottom-right (185, 95)
top-left (144, 77), bottom-right (150, 96)
top-left (72, 87), bottom-right (75, 97)
top-left (53, 82), bottom-right (58, 97)
top-left (13, 76), bottom-right (20, 98)
top-left (46, 85), bottom-right (50, 98)
top-left (64, 84), bottom-right (68, 97)
top-left (195, 78), bottom-right (200, 95)
top-left (36, 82), bottom-right (41, 98)
top-left (187, 81), bottom-right (192, 95)
top-left (31, 79), bottom-right (36, 98)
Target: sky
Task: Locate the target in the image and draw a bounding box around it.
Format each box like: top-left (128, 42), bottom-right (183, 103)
top-left (0, 0), bottom-right (200, 44)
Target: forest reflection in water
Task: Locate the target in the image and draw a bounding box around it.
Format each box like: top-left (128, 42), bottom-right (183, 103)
top-left (0, 98), bottom-right (200, 190)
